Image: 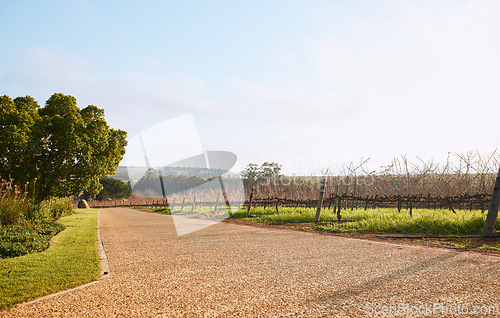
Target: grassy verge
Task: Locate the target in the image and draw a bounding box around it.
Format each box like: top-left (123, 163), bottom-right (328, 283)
top-left (231, 206), bottom-right (500, 251)
top-left (0, 209), bottom-right (100, 310)
top-left (130, 206), bottom-right (171, 215)
top-left (407, 237), bottom-right (500, 252)
top-left (131, 205), bottom-right (230, 219)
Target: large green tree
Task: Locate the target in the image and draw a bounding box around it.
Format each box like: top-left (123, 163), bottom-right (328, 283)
top-left (0, 93), bottom-right (127, 201)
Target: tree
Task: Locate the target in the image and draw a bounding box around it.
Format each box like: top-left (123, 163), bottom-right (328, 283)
top-left (0, 95), bottom-right (40, 186)
top-left (259, 162), bottom-right (283, 182)
top-left (0, 93), bottom-right (127, 201)
top-left (482, 164), bottom-right (500, 237)
top-left (244, 163), bottom-right (260, 187)
top-left (81, 176), bottom-right (131, 200)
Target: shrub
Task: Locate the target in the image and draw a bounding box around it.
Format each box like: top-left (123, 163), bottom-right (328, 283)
top-left (25, 201), bottom-right (50, 221)
top-left (41, 197), bottom-right (74, 219)
top-left (0, 180), bottom-right (73, 258)
top-left (0, 181), bottom-right (28, 226)
top-left (0, 221), bottom-right (65, 258)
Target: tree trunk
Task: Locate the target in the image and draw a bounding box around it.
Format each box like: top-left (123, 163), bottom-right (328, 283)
top-left (482, 165), bottom-right (500, 237)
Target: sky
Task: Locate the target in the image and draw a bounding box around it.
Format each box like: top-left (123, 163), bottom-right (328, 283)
top-left (1, 0), bottom-right (500, 175)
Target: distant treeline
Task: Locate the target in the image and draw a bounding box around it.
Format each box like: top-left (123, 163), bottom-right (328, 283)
top-left (132, 169), bottom-right (242, 198)
top-left (112, 166), bottom-right (235, 182)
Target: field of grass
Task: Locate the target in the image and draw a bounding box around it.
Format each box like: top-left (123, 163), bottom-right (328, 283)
top-left (0, 209), bottom-right (100, 310)
top-left (232, 206), bottom-right (500, 236)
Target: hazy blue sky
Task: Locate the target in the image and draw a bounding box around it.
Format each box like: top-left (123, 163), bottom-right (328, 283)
top-left (1, 0), bottom-right (499, 174)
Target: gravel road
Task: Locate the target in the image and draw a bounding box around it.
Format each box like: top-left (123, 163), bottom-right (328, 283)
top-left (2, 208), bottom-right (500, 317)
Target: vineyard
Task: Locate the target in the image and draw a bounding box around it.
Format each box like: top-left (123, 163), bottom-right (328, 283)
top-left (88, 151), bottom-right (500, 218)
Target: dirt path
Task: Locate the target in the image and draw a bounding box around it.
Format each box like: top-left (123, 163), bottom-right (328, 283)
top-left (2, 208), bottom-right (500, 317)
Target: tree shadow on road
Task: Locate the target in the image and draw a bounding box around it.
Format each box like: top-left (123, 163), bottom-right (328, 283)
top-left (313, 252), bottom-right (457, 304)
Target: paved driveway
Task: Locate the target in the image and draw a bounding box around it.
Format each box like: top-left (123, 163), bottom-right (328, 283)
top-left (2, 208), bottom-right (500, 317)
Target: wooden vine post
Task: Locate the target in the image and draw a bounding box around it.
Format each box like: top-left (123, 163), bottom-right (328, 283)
top-left (482, 164), bottom-right (500, 237)
top-left (191, 195), bottom-right (196, 213)
top-left (180, 197), bottom-right (185, 211)
top-left (218, 176), bottom-right (232, 216)
top-left (337, 198), bottom-right (342, 221)
top-left (247, 187), bottom-right (255, 217)
top-left (213, 193), bottom-right (220, 213)
top-left (314, 179), bottom-right (326, 223)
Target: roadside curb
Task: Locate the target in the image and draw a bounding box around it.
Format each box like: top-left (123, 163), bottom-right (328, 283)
top-left (97, 209), bottom-right (110, 279)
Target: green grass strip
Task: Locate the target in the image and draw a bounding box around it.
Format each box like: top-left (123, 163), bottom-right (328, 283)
top-left (234, 207), bottom-right (500, 236)
top-left (0, 209), bottom-right (100, 310)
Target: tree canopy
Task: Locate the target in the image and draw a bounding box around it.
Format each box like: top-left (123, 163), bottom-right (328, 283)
top-left (0, 93), bottom-right (127, 201)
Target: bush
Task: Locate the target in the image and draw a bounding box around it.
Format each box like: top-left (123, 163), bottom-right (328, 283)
top-left (0, 221), bottom-right (65, 258)
top-left (0, 179), bottom-right (74, 258)
top-left (41, 197), bottom-right (74, 219)
top-left (25, 201), bottom-right (50, 221)
top-left (0, 182), bottom-right (28, 226)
